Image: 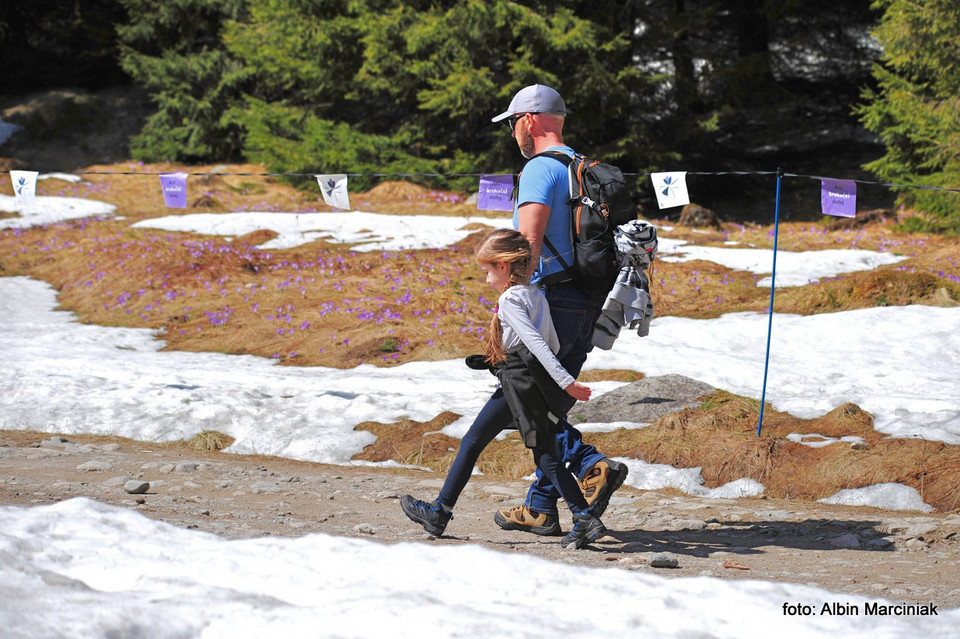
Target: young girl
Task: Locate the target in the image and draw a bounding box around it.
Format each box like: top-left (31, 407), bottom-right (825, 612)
top-left (400, 228), bottom-right (606, 550)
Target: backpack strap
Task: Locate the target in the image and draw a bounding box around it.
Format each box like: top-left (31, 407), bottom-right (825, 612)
top-left (528, 151), bottom-right (577, 286)
top-left (533, 151), bottom-right (605, 219)
top-left (532, 150), bottom-right (576, 204)
top-left (532, 150), bottom-right (572, 165)
top-left (540, 235), bottom-right (574, 287)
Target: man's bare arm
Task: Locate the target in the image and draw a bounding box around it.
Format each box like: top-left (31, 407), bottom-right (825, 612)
top-left (516, 202), bottom-right (550, 279)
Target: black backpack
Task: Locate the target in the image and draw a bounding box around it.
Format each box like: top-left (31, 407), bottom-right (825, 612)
top-left (535, 151), bottom-right (637, 294)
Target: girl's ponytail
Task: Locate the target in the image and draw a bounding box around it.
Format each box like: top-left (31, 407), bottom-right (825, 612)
top-left (483, 311), bottom-right (506, 365)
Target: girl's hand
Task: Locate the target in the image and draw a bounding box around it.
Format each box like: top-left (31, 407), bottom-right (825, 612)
top-left (565, 381), bottom-right (591, 401)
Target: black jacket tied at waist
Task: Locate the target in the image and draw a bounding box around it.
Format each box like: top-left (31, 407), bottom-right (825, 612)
top-left (497, 344), bottom-right (577, 449)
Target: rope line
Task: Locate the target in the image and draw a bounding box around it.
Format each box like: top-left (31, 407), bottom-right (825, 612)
top-left (60, 168), bottom-right (960, 194)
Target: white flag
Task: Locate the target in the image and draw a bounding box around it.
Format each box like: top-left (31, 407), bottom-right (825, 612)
top-left (651, 171), bottom-right (689, 209)
top-left (10, 170), bottom-right (39, 211)
top-left (316, 174), bottom-right (350, 210)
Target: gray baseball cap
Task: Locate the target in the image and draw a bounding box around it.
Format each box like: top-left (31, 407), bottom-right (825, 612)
top-left (491, 84), bottom-right (566, 122)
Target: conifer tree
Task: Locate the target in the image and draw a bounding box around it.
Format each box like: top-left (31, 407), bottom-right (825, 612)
top-left (223, 0), bottom-right (665, 190)
top-left (117, 0), bottom-right (247, 162)
top-left (857, 0), bottom-right (960, 233)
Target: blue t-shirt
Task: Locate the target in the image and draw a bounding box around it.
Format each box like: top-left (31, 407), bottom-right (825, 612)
top-left (513, 145), bottom-right (575, 284)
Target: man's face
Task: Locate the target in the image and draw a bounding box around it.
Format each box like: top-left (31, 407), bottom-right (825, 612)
top-left (513, 114), bottom-right (535, 159)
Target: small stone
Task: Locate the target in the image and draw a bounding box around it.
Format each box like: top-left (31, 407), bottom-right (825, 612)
top-left (481, 485), bottom-right (516, 497)
top-left (904, 537), bottom-right (930, 550)
top-left (250, 481), bottom-right (283, 494)
top-left (865, 537), bottom-right (895, 550)
top-left (76, 460), bottom-right (114, 472)
top-left (663, 518), bottom-right (707, 531)
top-left (679, 203), bottom-right (722, 229)
top-left (124, 480), bottom-right (150, 494)
top-left (40, 438), bottom-right (71, 451)
top-left (830, 533), bottom-right (861, 549)
top-left (648, 553), bottom-right (679, 568)
top-left (903, 523), bottom-right (939, 539)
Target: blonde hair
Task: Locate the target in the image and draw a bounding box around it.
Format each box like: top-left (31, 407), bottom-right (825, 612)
top-left (475, 229), bottom-right (532, 366)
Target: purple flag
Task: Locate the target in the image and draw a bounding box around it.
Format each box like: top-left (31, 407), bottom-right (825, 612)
top-left (821, 179), bottom-right (856, 218)
top-left (477, 174), bottom-right (515, 211)
top-left (159, 172), bottom-right (188, 208)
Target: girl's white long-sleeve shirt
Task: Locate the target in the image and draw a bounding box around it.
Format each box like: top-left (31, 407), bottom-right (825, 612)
top-left (497, 284), bottom-right (575, 390)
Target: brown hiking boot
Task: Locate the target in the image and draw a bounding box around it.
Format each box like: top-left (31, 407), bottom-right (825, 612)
top-left (493, 505), bottom-right (562, 536)
top-left (580, 458), bottom-right (628, 518)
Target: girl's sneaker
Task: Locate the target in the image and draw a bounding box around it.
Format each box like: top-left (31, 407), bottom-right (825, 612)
top-left (400, 496), bottom-right (452, 536)
top-left (560, 513), bottom-right (606, 550)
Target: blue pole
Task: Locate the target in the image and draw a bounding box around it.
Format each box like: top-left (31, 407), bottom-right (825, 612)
top-left (757, 168), bottom-right (783, 436)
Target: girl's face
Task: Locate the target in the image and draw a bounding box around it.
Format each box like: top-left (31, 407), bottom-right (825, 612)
top-left (479, 260), bottom-right (510, 291)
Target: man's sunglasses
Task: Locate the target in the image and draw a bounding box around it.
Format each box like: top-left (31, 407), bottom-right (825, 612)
top-left (504, 113), bottom-right (537, 132)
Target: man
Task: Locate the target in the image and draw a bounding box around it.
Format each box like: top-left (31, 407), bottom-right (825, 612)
top-left (489, 84), bottom-right (628, 535)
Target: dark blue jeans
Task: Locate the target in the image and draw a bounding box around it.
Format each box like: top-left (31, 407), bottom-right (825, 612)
top-left (526, 283), bottom-right (605, 515)
top-left (438, 283), bottom-right (604, 515)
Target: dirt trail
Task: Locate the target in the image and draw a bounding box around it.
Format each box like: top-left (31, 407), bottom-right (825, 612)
top-left (3, 430), bottom-right (959, 611)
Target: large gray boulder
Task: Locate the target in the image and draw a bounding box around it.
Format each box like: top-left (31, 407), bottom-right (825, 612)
top-left (572, 374), bottom-right (715, 424)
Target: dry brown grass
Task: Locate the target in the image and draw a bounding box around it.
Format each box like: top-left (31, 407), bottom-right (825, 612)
top-left (190, 430), bottom-right (236, 452)
top-left (3, 162), bottom-right (960, 510)
top-left (0, 214), bottom-right (496, 369)
top-left (0, 169), bottom-right (517, 369)
top-left (579, 392), bottom-right (960, 512)
top-left (578, 369), bottom-right (646, 383)
top-left (351, 390), bottom-right (960, 512)
top-left (2, 164), bottom-right (958, 366)
top-left (655, 214), bottom-right (960, 319)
